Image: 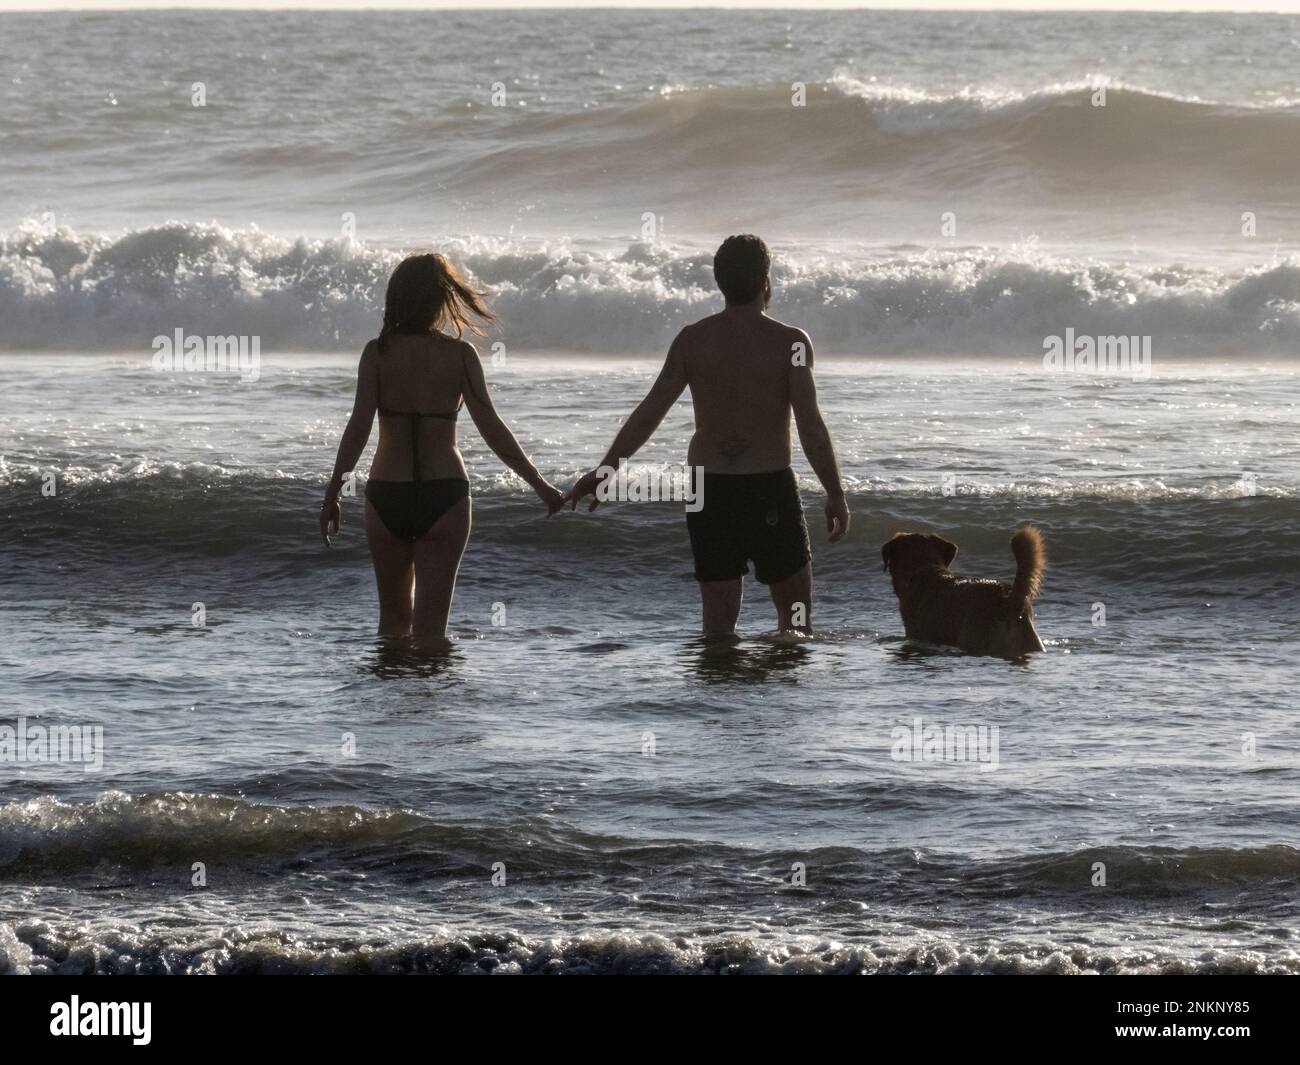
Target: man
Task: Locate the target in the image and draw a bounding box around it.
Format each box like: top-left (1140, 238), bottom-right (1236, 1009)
top-left (566, 234), bottom-right (849, 634)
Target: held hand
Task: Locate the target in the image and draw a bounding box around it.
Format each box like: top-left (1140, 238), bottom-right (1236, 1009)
top-left (535, 479), bottom-right (565, 516)
top-left (824, 494), bottom-right (850, 544)
top-left (320, 498), bottom-right (341, 546)
top-left (564, 469), bottom-right (605, 513)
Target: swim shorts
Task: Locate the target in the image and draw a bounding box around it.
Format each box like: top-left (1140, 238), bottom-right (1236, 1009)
top-left (686, 467), bottom-right (811, 585)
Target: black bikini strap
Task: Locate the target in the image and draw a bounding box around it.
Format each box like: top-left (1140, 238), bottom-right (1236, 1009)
top-left (411, 413), bottom-right (422, 482)
top-left (377, 334), bottom-right (418, 479)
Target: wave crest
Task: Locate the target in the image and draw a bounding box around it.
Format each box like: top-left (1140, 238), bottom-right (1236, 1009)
top-left (4, 921), bottom-right (1295, 975)
top-left (3, 222), bottom-right (1298, 354)
top-left (4, 792), bottom-right (1299, 892)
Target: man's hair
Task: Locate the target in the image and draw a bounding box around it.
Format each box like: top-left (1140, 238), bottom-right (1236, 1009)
top-left (713, 234), bottom-right (771, 305)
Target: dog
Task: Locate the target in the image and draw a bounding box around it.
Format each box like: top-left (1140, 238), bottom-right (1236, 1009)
top-left (881, 527), bottom-right (1046, 658)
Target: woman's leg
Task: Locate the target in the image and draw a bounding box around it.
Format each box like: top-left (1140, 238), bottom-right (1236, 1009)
top-left (365, 499), bottom-right (415, 636)
top-left (412, 496), bottom-right (472, 638)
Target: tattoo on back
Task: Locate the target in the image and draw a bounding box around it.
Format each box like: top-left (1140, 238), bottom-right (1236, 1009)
top-left (718, 436), bottom-right (750, 465)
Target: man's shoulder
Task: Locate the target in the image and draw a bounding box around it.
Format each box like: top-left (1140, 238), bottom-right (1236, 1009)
top-left (680, 313), bottom-right (720, 335)
top-left (680, 313), bottom-right (807, 337)
top-left (671, 314), bottom-right (717, 354)
top-left (764, 317), bottom-right (811, 346)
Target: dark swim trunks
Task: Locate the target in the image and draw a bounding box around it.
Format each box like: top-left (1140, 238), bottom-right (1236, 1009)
top-left (686, 467), bottom-right (811, 584)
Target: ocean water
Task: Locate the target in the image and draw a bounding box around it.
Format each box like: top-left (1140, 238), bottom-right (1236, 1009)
top-left (1, 9), bottom-right (1299, 975)
top-left (2, 8), bottom-right (1299, 356)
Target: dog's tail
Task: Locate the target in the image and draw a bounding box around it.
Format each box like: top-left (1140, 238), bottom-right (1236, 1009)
top-left (1010, 526), bottom-right (1045, 611)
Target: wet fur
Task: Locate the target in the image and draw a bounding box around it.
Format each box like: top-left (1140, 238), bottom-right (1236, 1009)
top-left (881, 527), bottom-right (1046, 658)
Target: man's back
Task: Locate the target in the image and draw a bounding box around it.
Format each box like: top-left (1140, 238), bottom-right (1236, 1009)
top-left (680, 308), bottom-right (804, 474)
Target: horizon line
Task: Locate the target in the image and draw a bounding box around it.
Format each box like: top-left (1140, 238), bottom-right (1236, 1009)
top-left (4, 3), bottom-right (1299, 14)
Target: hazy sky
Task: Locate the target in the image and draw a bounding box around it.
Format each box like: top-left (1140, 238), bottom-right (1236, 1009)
top-left (3, 1), bottom-right (1299, 12)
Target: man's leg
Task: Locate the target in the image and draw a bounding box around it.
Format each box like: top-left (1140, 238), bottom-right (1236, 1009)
top-left (700, 578), bottom-right (743, 635)
top-left (768, 561), bottom-right (812, 633)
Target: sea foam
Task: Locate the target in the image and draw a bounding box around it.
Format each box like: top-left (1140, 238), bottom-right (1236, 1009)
top-left (3, 221), bottom-right (1298, 355)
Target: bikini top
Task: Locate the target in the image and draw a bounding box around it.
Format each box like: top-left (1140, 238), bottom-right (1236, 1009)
top-left (376, 336), bottom-right (466, 482)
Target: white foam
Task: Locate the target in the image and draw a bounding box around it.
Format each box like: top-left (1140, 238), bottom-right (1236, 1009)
top-left (2, 221), bottom-right (1298, 355)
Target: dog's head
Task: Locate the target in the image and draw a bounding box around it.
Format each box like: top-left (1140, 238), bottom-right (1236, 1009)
top-left (881, 532), bottom-right (958, 585)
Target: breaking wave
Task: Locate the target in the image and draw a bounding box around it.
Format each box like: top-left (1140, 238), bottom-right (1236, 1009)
top-left (2, 221), bottom-right (1298, 354)
top-left (4, 922), bottom-right (1297, 976)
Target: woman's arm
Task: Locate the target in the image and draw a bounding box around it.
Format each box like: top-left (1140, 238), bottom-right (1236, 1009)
top-left (461, 343), bottom-right (564, 514)
top-left (320, 342), bottom-right (379, 544)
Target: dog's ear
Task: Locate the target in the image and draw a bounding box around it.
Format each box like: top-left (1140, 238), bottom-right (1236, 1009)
top-left (882, 535), bottom-right (901, 572)
top-left (932, 535), bottom-right (958, 567)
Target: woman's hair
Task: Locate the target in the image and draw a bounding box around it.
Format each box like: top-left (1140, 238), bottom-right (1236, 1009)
top-left (378, 253), bottom-right (494, 344)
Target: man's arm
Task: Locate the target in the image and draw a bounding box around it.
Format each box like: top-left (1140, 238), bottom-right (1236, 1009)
top-left (567, 329), bottom-right (690, 510)
top-left (789, 331), bottom-right (850, 543)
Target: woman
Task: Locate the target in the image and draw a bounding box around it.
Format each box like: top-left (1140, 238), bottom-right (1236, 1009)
top-left (321, 253), bottom-right (563, 639)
